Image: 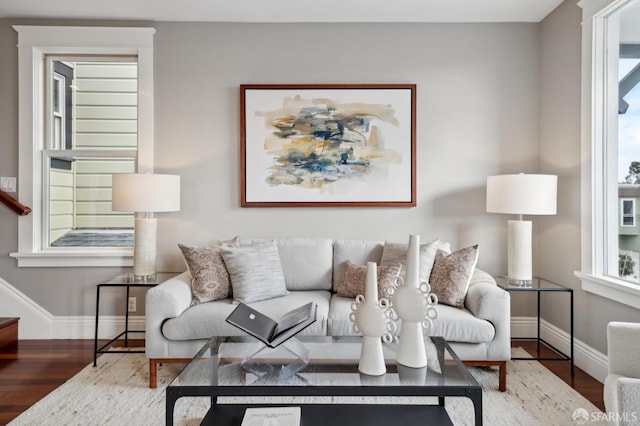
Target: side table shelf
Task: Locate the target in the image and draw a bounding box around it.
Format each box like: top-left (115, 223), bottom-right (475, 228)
top-left (495, 276), bottom-right (574, 376)
top-left (93, 272), bottom-right (176, 367)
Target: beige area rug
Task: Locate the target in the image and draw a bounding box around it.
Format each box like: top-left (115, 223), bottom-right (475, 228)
top-left (10, 348), bottom-right (604, 426)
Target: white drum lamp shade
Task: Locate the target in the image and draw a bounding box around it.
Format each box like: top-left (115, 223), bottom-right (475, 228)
top-left (486, 174), bottom-right (557, 285)
top-left (112, 173), bottom-right (181, 280)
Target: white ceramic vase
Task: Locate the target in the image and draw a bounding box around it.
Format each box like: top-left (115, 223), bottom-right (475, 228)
top-left (349, 262), bottom-right (396, 376)
top-left (387, 234), bottom-right (439, 368)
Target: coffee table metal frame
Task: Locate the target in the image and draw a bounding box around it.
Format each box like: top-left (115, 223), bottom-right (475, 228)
top-left (165, 335), bottom-right (482, 426)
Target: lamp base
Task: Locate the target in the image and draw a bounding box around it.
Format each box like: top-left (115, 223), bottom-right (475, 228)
top-left (508, 278), bottom-right (533, 287)
top-left (133, 273), bottom-right (157, 283)
top-left (133, 216), bottom-right (157, 280)
top-left (507, 219), bottom-right (532, 283)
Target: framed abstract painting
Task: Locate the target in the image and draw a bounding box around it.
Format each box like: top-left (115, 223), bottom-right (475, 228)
top-left (240, 84), bottom-right (416, 207)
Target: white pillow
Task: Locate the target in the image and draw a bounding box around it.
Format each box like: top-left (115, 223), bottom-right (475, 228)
top-left (220, 241), bottom-right (288, 304)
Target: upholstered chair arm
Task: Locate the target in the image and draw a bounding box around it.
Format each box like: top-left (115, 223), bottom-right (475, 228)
top-left (145, 271), bottom-right (192, 358)
top-left (608, 322), bottom-right (640, 378)
top-left (618, 378), bottom-right (640, 424)
top-left (604, 374), bottom-right (640, 425)
top-left (464, 269), bottom-right (511, 360)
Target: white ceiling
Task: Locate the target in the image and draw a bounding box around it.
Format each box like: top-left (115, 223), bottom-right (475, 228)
top-left (0, 0), bottom-right (565, 23)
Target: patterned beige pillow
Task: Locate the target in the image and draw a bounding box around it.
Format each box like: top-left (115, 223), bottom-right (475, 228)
top-left (429, 245), bottom-right (479, 308)
top-left (380, 239), bottom-right (451, 284)
top-left (336, 261), bottom-right (402, 299)
top-left (179, 237), bottom-right (240, 306)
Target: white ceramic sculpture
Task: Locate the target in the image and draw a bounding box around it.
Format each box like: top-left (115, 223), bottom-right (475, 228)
top-left (386, 234), bottom-right (439, 368)
top-left (349, 262), bottom-right (396, 376)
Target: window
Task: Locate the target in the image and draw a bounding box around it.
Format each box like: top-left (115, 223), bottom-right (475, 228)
top-left (10, 26), bottom-right (155, 267)
top-left (45, 59), bottom-right (138, 248)
top-left (52, 71), bottom-right (66, 150)
top-left (577, 0), bottom-right (640, 309)
top-left (621, 198), bottom-right (636, 227)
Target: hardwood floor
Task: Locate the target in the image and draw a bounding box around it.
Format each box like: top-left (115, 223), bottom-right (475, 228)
top-left (0, 339), bottom-right (604, 425)
top-left (0, 340), bottom-right (94, 425)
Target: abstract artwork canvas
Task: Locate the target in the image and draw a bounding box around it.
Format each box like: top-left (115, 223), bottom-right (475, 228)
top-left (240, 84), bottom-right (416, 207)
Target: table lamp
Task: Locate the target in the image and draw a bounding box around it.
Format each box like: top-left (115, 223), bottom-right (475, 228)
top-left (486, 173), bottom-right (557, 286)
top-left (111, 173), bottom-right (181, 281)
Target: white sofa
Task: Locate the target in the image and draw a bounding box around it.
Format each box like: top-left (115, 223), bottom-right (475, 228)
top-left (604, 321), bottom-right (640, 425)
top-left (146, 238), bottom-right (511, 390)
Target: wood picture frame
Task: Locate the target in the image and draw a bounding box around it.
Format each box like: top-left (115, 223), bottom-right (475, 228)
top-left (240, 84), bottom-right (416, 207)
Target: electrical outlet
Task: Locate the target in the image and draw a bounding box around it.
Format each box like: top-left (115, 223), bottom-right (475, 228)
top-left (128, 297), bottom-right (136, 313)
top-left (0, 177), bottom-right (17, 193)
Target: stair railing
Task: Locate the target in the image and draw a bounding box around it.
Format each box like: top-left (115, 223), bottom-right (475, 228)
top-left (0, 189), bottom-right (31, 216)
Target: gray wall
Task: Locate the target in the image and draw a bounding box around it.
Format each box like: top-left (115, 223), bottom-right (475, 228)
top-left (1, 19), bottom-right (541, 315)
top-left (1, 14), bottom-right (603, 337)
top-left (539, 0), bottom-right (640, 353)
top-left (152, 21), bottom-right (540, 268)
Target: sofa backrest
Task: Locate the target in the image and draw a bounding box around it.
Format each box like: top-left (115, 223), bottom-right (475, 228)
top-left (235, 237), bottom-right (486, 295)
top-left (240, 238), bottom-right (334, 291)
top-left (239, 238), bottom-right (458, 293)
top-left (332, 240), bottom-right (384, 292)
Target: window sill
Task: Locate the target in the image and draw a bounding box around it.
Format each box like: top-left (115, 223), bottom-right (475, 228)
top-left (9, 250), bottom-right (133, 268)
top-left (574, 271), bottom-right (640, 309)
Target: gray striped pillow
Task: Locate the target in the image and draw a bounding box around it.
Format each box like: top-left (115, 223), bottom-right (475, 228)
top-left (220, 242), bottom-right (288, 304)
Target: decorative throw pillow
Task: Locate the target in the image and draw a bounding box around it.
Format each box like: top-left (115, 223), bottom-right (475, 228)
top-left (380, 239), bottom-right (451, 284)
top-left (220, 241), bottom-right (289, 304)
top-left (179, 237), bottom-right (240, 306)
top-left (429, 245), bottom-right (479, 308)
top-left (336, 261), bottom-right (402, 299)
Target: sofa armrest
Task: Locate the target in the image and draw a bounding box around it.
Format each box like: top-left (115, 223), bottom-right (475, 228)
top-left (145, 271), bottom-right (192, 358)
top-left (464, 269), bottom-right (511, 360)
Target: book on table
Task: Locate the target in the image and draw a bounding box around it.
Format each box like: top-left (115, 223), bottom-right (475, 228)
top-left (225, 301), bottom-right (317, 348)
top-left (241, 406), bottom-right (301, 426)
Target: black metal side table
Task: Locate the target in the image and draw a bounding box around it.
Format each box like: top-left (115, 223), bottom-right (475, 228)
top-left (495, 276), bottom-right (574, 376)
top-left (93, 272), bottom-right (176, 367)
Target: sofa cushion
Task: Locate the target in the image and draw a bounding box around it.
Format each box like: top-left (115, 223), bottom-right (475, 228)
top-left (328, 295), bottom-right (494, 343)
top-left (220, 241), bottom-right (288, 304)
top-left (162, 290), bottom-right (331, 340)
top-left (333, 240), bottom-right (384, 292)
top-left (178, 237), bottom-right (239, 306)
top-left (379, 239), bottom-right (451, 284)
top-left (434, 304), bottom-right (495, 343)
top-left (336, 261), bottom-right (401, 299)
top-left (430, 245), bottom-right (479, 308)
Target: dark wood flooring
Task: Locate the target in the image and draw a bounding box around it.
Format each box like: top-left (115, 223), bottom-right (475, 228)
top-left (0, 339), bottom-right (604, 425)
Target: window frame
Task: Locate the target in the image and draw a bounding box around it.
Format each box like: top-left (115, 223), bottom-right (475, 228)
top-left (576, 0), bottom-right (640, 309)
top-left (51, 71), bottom-right (65, 150)
top-left (621, 198), bottom-right (636, 227)
top-left (10, 26), bottom-right (155, 267)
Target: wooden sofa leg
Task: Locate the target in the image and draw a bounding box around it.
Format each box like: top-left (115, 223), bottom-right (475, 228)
top-left (148, 358), bottom-right (192, 388)
top-left (499, 361), bottom-right (507, 392)
top-left (463, 360), bottom-right (507, 391)
top-left (149, 359), bottom-right (158, 388)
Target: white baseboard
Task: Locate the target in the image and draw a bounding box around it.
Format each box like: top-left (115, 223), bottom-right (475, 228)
top-left (511, 316), bottom-right (608, 383)
top-left (0, 275), bottom-right (53, 338)
top-left (0, 275), bottom-right (144, 340)
top-left (52, 315), bottom-right (146, 340)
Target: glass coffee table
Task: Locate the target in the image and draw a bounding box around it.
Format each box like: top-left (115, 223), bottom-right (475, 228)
top-left (166, 336), bottom-right (482, 426)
